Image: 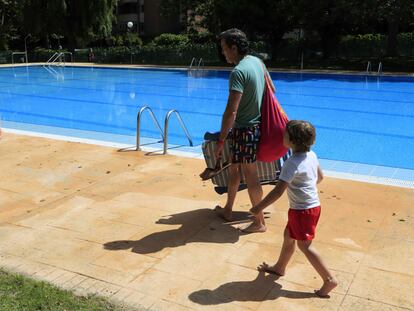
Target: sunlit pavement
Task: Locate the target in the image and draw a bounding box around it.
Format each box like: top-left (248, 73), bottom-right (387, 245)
top-left (1, 132), bottom-right (413, 311)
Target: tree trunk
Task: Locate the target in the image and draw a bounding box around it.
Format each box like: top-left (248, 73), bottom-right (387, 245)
top-left (386, 19), bottom-right (399, 56)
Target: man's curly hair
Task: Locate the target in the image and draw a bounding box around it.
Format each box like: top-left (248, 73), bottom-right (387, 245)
top-left (217, 28), bottom-right (250, 56)
top-left (286, 120), bottom-right (316, 152)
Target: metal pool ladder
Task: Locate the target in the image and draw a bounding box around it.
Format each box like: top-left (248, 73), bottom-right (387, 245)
top-left (136, 106), bottom-right (164, 151)
top-left (377, 62), bottom-right (383, 76)
top-left (163, 109), bottom-right (193, 154)
top-left (136, 106), bottom-right (193, 154)
top-left (11, 51), bottom-right (28, 64)
top-left (366, 61), bottom-right (371, 75)
top-left (189, 57), bottom-right (204, 72)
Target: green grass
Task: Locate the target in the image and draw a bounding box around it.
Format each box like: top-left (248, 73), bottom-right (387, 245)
top-left (0, 269), bottom-right (128, 311)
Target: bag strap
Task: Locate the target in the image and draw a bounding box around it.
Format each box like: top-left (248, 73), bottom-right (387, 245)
top-left (261, 61), bottom-right (275, 93)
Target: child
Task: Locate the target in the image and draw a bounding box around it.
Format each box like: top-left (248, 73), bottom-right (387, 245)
top-left (250, 120), bottom-right (338, 298)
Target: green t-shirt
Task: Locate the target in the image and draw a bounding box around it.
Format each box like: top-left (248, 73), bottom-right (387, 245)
top-left (229, 55), bottom-right (265, 128)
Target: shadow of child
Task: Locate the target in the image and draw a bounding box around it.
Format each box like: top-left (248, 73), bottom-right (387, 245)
top-left (189, 271), bottom-right (316, 305)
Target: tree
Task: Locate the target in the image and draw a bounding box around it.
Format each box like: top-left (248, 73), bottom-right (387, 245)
top-left (22, 0), bottom-right (117, 48)
top-left (64, 1), bottom-right (117, 48)
top-left (0, 0), bottom-right (22, 50)
top-left (161, 0), bottom-right (297, 56)
top-left (296, 0), bottom-right (369, 58)
top-left (22, 0), bottom-right (66, 48)
top-left (376, 0), bottom-right (414, 56)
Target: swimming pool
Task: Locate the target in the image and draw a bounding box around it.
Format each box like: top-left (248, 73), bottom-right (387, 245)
top-left (1, 65), bottom-right (413, 180)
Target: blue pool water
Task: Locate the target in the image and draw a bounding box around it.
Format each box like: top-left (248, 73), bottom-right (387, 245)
top-left (0, 65), bottom-right (413, 171)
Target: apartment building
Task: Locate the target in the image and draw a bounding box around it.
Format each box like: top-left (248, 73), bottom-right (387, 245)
top-left (116, 0), bottom-right (183, 37)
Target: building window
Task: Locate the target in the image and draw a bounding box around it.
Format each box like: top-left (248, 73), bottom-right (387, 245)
top-left (118, 3), bottom-right (138, 15)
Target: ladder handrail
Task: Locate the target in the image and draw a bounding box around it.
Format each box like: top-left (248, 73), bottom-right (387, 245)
top-left (47, 52), bottom-right (66, 66)
top-left (136, 106), bottom-right (164, 151)
top-left (163, 109), bottom-right (193, 154)
top-left (197, 58), bottom-right (204, 70)
top-left (377, 62), bottom-right (382, 76)
top-left (58, 52), bottom-right (66, 66)
top-left (62, 52), bottom-right (73, 63)
top-left (189, 57), bottom-right (196, 70)
top-left (43, 65), bottom-right (64, 80)
top-left (47, 52), bottom-right (59, 63)
top-left (366, 61), bottom-right (371, 74)
top-left (11, 52), bottom-right (28, 64)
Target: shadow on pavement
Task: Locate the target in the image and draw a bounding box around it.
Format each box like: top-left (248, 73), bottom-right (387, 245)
top-left (189, 271), bottom-right (316, 305)
top-left (103, 208), bottom-right (252, 254)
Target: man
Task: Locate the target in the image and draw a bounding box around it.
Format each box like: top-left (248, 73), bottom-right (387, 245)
top-left (214, 28), bottom-right (268, 233)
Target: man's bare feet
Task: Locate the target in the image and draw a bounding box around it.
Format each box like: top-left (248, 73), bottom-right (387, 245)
top-left (214, 205), bottom-right (232, 222)
top-left (257, 262), bottom-right (285, 276)
top-left (240, 221), bottom-right (266, 233)
top-left (315, 277), bottom-right (338, 298)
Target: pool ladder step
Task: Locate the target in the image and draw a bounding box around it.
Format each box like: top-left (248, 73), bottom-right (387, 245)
top-left (366, 61), bottom-right (382, 76)
top-left (135, 106), bottom-right (193, 154)
top-left (189, 57), bottom-right (204, 77)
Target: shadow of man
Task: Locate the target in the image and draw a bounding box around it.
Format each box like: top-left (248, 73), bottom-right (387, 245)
top-left (103, 208), bottom-right (251, 255)
top-left (189, 271), bottom-right (316, 305)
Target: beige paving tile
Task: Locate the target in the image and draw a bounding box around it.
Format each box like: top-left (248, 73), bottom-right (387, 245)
top-left (339, 295), bottom-right (409, 311)
top-left (319, 201), bottom-right (388, 230)
top-left (12, 195), bottom-right (103, 228)
top-left (2, 134), bottom-right (414, 311)
top-left (153, 242), bottom-right (239, 281)
top-left (316, 222), bottom-right (377, 251)
top-left (187, 221), bottom-right (247, 247)
top-left (111, 288), bottom-right (141, 304)
top-left (226, 241), bottom-right (284, 269)
top-left (53, 271), bottom-right (79, 290)
top-left (27, 233), bottom-right (104, 268)
top-left (129, 294), bottom-right (159, 311)
top-left (253, 208), bottom-right (289, 229)
top-left (362, 238), bottom-right (414, 277)
top-left (0, 224), bottom-right (40, 254)
top-left (72, 278), bottom-right (101, 296)
top-left (61, 218), bottom-right (141, 244)
top-left (190, 263), bottom-right (277, 310)
top-left (41, 268), bottom-right (68, 283)
top-left (0, 190), bottom-right (36, 222)
top-left (293, 241), bottom-right (365, 274)
top-left (30, 264), bottom-right (56, 280)
top-left (61, 274), bottom-right (89, 291)
top-left (89, 199), bottom-right (195, 227)
top-left (149, 299), bottom-right (193, 311)
top-left (348, 266), bottom-right (414, 310)
top-left (128, 268), bottom-right (202, 308)
top-left (257, 279), bottom-right (344, 311)
top-left (92, 249), bottom-right (158, 276)
top-left (0, 178), bottom-right (66, 205)
top-left (109, 192), bottom-right (215, 214)
top-left (275, 262), bottom-right (353, 295)
top-left (0, 188), bottom-right (28, 206)
top-left (74, 263), bottom-right (138, 285)
top-left (376, 210), bottom-right (414, 242)
top-left (107, 225), bottom-right (186, 260)
top-left (93, 282), bottom-right (122, 298)
top-left (227, 241), bottom-right (354, 295)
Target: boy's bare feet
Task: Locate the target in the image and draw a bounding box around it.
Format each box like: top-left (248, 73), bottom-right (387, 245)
top-left (214, 205), bottom-right (232, 222)
top-left (240, 221), bottom-right (266, 233)
top-left (315, 277), bottom-right (338, 298)
top-left (257, 262), bottom-right (285, 276)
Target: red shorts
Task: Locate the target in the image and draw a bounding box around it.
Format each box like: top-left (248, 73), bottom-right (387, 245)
top-left (286, 206), bottom-right (321, 241)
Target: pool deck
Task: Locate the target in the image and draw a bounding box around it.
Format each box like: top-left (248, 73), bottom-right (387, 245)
top-left (1, 132), bottom-right (414, 311)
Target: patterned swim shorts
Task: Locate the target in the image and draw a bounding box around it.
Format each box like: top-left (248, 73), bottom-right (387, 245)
top-left (230, 124), bottom-right (261, 164)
